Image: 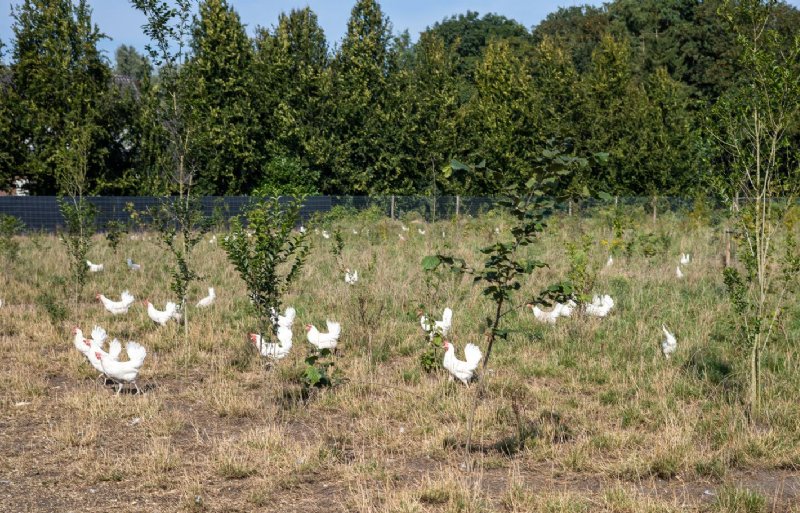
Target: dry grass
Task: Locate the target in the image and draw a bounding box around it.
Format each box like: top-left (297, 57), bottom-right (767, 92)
top-left (1, 207), bottom-right (799, 512)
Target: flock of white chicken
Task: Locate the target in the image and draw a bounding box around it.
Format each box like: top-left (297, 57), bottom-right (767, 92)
top-left (57, 234), bottom-right (693, 393)
top-left (539, 251), bottom-right (692, 359)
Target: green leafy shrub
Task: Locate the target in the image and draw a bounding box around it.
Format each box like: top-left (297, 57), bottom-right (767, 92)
top-left (0, 214), bottom-right (25, 262)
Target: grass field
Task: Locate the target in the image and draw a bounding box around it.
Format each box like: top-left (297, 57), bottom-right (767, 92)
top-left (1, 206), bottom-right (799, 512)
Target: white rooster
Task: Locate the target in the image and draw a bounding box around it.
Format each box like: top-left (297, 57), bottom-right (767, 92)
top-left (95, 341), bottom-right (147, 394)
top-left (344, 269), bottom-right (358, 285)
top-left (442, 341), bottom-right (483, 384)
top-left (676, 266), bottom-right (684, 279)
top-left (196, 287), bottom-right (216, 308)
top-left (144, 299), bottom-right (177, 326)
top-left (97, 290), bottom-right (135, 315)
top-left (585, 294), bottom-right (614, 318)
top-left (419, 307), bottom-right (453, 339)
top-left (680, 253), bottom-right (691, 265)
top-left (86, 260), bottom-right (104, 272)
top-left (250, 325), bottom-right (293, 359)
top-left (661, 325), bottom-right (677, 358)
top-left (306, 321), bottom-right (341, 351)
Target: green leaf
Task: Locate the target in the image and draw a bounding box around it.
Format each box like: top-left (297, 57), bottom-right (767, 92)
top-left (304, 366), bottom-right (322, 387)
top-left (422, 255), bottom-right (441, 271)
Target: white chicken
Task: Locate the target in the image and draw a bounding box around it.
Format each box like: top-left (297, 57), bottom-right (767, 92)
top-left (557, 300), bottom-right (577, 317)
top-left (86, 260), bottom-right (104, 272)
top-left (196, 287), bottom-right (216, 308)
top-left (73, 326), bottom-right (121, 376)
top-left (305, 321), bottom-right (341, 351)
top-left (344, 269), bottom-right (358, 285)
top-left (401, 224), bottom-right (409, 232)
top-left (352, 228), bottom-right (359, 235)
top-left (419, 307), bottom-right (453, 339)
top-left (585, 294), bottom-right (614, 318)
top-left (322, 230), bottom-right (331, 239)
top-left (418, 228), bottom-right (426, 235)
top-left (95, 341), bottom-right (147, 394)
top-left (144, 299), bottom-right (177, 326)
top-left (398, 234), bottom-right (406, 241)
top-left (299, 226), bottom-right (306, 234)
top-left (250, 325), bottom-right (293, 359)
top-left (442, 341), bottom-right (482, 384)
top-left (680, 253), bottom-right (691, 265)
top-left (270, 306), bottom-right (296, 329)
top-left (126, 257), bottom-right (141, 271)
top-left (676, 266), bottom-right (684, 279)
top-left (606, 255), bottom-right (614, 267)
top-left (528, 304), bottom-right (561, 324)
top-left (97, 290), bottom-right (135, 315)
top-left (208, 235), bottom-right (217, 244)
top-left (661, 324), bottom-right (677, 358)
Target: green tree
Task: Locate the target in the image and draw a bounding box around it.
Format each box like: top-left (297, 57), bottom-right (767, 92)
top-left (185, 0), bottom-right (258, 195)
top-left (252, 7), bottom-right (329, 194)
top-left (464, 39), bottom-right (534, 192)
top-left (403, 32), bottom-right (462, 194)
top-left (428, 11), bottom-right (533, 78)
top-left (115, 44), bottom-right (152, 81)
top-left (577, 32), bottom-right (648, 196)
top-left (328, 0), bottom-right (393, 194)
top-left (713, 0), bottom-right (800, 416)
top-left (10, 0), bottom-right (110, 194)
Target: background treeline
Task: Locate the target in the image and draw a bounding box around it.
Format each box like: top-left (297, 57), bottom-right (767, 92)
top-left (0, 0), bottom-right (799, 197)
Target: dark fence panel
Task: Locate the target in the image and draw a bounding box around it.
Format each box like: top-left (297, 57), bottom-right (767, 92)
top-left (0, 195), bottom-right (735, 233)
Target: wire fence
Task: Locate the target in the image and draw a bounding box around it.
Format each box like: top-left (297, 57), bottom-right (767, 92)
top-left (0, 195), bottom-right (721, 232)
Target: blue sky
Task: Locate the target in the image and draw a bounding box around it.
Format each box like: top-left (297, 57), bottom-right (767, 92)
top-left (2, 0), bottom-right (799, 64)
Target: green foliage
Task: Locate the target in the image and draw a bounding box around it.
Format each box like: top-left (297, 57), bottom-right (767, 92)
top-left (222, 196), bottom-right (309, 338)
top-left (104, 220), bottom-right (127, 253)
top-left (58, 197), bottom-right (96, 303)
top-left (302, 349), bottom-right (342, 389)
top-left (185, 0), bottom-right (259, 195)
top-left (0, 214), bottom-right (25, 262)
top-left (419, 345), bottom-right (442, 373)
top-left (36, 290), bottom-right (68, 325)
top-left (10, 0), bottom-right (110, 194)
top-left (150, 196), bottom-right (209, 308)
top-left (254, 156), bottom-right (320, 197)
top-left (564, 235), bottom-right (596, 300)
top-left (624, 231), bottom-right (671, 259)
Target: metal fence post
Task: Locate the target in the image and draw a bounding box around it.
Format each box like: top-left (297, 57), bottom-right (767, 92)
top-left (456, 195), bottom-right (460, 220)
top-left (390, 195), bottom-right (395, 221)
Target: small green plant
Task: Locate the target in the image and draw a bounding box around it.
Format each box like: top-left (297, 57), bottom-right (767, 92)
top-left (625, 231), bottom-right (671, 259)
top-left (150, 195), bottom-right (210, 332)
top-left (223, 196), bottom-right (310, 346)
top-left (58, 198), bottom-right (97, 304)
top-left (36, 290), bottom-right (68, 325)
top-left (302, 349), bottom-right (342, 390)
top-left (0, 214), bottom-right (25, 262)
top-left (104, 220), bottom-right (128, 253)
top-left (564, 235), bottom-right (597, 301)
